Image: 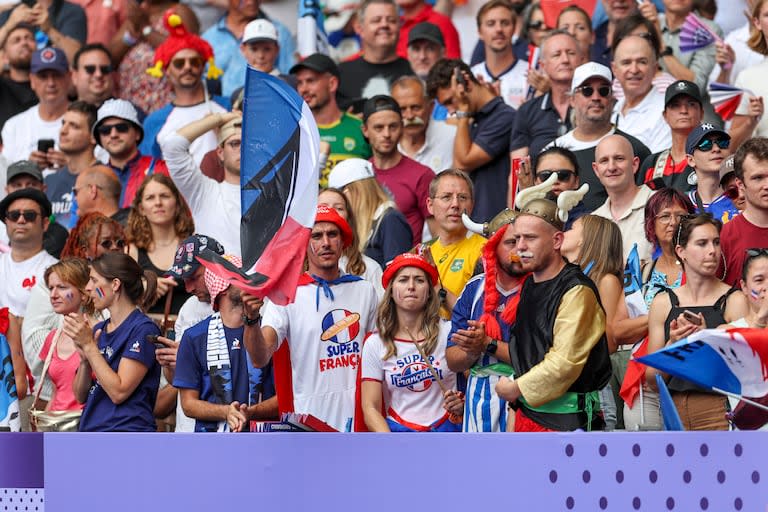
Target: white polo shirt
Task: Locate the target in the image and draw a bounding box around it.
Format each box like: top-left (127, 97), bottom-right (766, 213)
top-left (613, 89), bottom-right (671, 153)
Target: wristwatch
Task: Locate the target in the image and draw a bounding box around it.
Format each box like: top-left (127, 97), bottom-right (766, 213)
top-left (242, 314), bottom-right (261, 326)
top-left (661, 46), bottom-right (674, 57)
top-left (454, 111), bottom-right (472, 119)
top-left (486, 338), bottom-right (498, 355)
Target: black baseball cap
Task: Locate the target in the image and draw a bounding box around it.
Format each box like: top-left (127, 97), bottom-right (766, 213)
top-left (362, 95), bottom-right (402, 123)
top-left (665, 80), bottom-right (702, 108)
top-left (289, 53), bottom-right (340, 78)
top-left (408, 22), bottom-right (444, 47)
top-left (6, 160), bottom-right (43, 184)
top-left (0, 188), bottom-right (52, 222)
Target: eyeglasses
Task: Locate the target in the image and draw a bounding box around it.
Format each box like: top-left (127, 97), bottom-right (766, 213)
top-left (99, 238), bottom-right (126, 250)
top-left (83, 64), bottom-right (112, 75)
top-left (536, 169), bottom-right (576, 182)
top-left (6, 209), bottom-right (39, 222)
top-left (696, 138), bottom-right (730, 152)
top-left (527, 21), bottom-right (545, 30)
top-left (97, 122), bottom-right (132, 136)
top-left (655, 212), bottom-right (687, 224)
top-left (434, 193), bottom-right (472, 203)
top-left (723, 186), bottom-right (739, 200)
top-left (575, 85), bottom-right (611, 98)
top-left (72, 184), bottom-right (102, 196)
top-left (225, 139), bottom-right (241, 150)
top-left (171, 57), bottom-right (203, 70)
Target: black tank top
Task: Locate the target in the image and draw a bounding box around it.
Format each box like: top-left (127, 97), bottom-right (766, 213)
top-left (137, 248), bottom-right (190, 315)
top-left (663, 288), bottom-right (736, 393)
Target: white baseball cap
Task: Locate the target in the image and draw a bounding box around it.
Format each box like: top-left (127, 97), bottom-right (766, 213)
top-left (242, 19), bottom-right (278, 44)
top-left (328, 158), bottom-right (375, 189)
top-left (570, 62), bottom-right (612, 92)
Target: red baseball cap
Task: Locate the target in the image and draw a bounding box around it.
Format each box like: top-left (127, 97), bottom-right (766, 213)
top-left (382, 253), bottom-right (439, 289)
top-left (315, 204), bottom-right (353, 248)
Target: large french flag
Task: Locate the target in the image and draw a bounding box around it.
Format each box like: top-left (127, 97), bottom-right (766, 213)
top-left (637, 328), bottom-right (768, 398)
top-left (236, 67), bottom-right (319, 305)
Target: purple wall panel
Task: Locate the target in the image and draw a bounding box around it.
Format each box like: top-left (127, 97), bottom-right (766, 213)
top-left (40, 432), bottom-right (768, 512)
top-left (0, 434), bottom-right (43, 488)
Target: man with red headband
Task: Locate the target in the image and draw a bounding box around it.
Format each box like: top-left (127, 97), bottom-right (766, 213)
top-left (446, 209), bottom-right (526, 432)
top-left (244, 205), bottom-right (379, 431)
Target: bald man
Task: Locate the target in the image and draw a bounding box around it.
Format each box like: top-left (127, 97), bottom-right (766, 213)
top-left (74, 165), bottom-right (128, 224)
top-left (591, 134), bottom-right (655, 265)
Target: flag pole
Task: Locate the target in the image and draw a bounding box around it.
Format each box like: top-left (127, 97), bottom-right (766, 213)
top-left (711, 387), bottom-right (768, 413)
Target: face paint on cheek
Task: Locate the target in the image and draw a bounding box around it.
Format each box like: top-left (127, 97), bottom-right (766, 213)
top-left (751, 289), bottom-right (761, 300)
top-left (64, 291), bottom-right (74, 302)
top-left (95, 287), bottom-right (105, 299)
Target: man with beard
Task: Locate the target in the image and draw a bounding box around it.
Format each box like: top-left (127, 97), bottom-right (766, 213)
top-left (447, 209), bottom-right (524, 432)
top-left (337, 0), bottom-right (413, 111)
top-left (291, 53), bottom-right (371, 188)
top-left (391, 76), bottom-right (454, 173)
top-left (495, 191), bottom-right (611, 432)
top-left (161, 112), bottom-right (243, 257)
top-left (470, 0), bottom-right (527, 109)
top-left (0, 23), bottom-right (38, 131)
top-left (140, 32), bottom-right (229, 167)
top-left (546, 62), bottom-right (650, 211)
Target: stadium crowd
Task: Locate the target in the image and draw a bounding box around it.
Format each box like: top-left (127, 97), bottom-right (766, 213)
top-left (0, 0), bottom-right (767, 433)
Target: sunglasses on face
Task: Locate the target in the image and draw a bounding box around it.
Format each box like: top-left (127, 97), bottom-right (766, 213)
top-left (576, 85), bottom-right (611, 98)
top-left (99, 238), bottom-right (126, 250)
top-left (527, 21), bottom-right (545, 30)
top-left (83, 64), bottom-right (112, 75)
top-left (6, 210), bottom-right (39, 222)
top-left (696, 138), bottom-right (730, 152)
top-left (171, 57), bottom-right (203, 70)
top-left (536, 169), bottom-right (576, 182)
top-left (723, 186), bottom-right (739, 200)
top-left (97, 122), bottom-right (131, 136)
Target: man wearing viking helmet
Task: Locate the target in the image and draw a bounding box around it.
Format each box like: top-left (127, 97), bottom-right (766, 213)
top-left (495, 175), bottom-right (612, 432)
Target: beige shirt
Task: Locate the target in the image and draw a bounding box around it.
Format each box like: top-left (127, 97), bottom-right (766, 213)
top-left (593, 185), bottom-right (656, 266)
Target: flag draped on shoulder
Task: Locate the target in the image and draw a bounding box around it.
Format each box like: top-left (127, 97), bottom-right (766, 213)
top-left (0, 307), bottom-right (19, 432)
top-left (199, 68), bottom-right (319, 306)
top-left (297, 0), bottom-right (330, 58)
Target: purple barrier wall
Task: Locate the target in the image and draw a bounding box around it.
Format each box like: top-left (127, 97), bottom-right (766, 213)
top-left (37, 432), bottom-right (767, 512)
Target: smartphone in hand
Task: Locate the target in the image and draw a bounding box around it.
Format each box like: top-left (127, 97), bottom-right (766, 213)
top-left (682, 310), bottom-right (702, 326)
top-left (146, 334), bottom-right (165, 348)
top-left (37, 139), bottom-right (55, 153)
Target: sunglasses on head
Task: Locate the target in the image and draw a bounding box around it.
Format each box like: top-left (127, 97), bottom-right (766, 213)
top-left (83, 64), bottom-right (112, 75)
top-left (6, 210), bottom-right (39, 222)
top-left (696, 138), bottom-right (730, 152)
top-left (576, 85), bottom-right (611, 98)
top-left (97, 122), bottom-right (131, 136)
top-left (537, 169), bottom-right (576, 182)
top-left (99, 238), bottom-right (126, 250)
top-left (171, 57), bottom-right (203, 70)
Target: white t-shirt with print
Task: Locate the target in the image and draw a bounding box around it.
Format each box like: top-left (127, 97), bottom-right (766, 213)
top-left (0, 250), bottom-right (58, 316)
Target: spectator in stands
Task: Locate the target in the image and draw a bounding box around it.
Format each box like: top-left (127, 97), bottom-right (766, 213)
top-left (593, 0), bottom-right (638, 66)
top-left (557, 5), bottom-right (594, 63)
top-left (471, 0), bottom-right (526, 109)
top-left (61, 212), bottom-right (126, 260)
top-left (719, 155), bottom-right (746, 212)
top-left (685, 123), bottom-right (739, 222)
top-left (237, 19), bottom-right (291, 87)
top-left (429, 59), bottom-right (515, 222)
top-left (127, 174), bottom-right (194, 316)
top-left (510, 30), bottom-right (583, 160)
top-left (0, 23), bottom-right (38, 131)
top-left (424, 169), bottom-right (485, 319)
top-left (2, 48), bottom-right (70, 169)
top-left (721, 138), bottom-right (768, 286)
top-left (110, 4), bottom-right (198, 114)
top-left (531, 146), bottom-right (589, 229)
top-left (68, 0), bottom-right (128, 47)
top-left (519, 2), bottom-right (547, 51)
top-left (1, 160), bottom-right (68, 258)
top-left (395, 0), bottom-right (460, 60)
top-left (69, 252), bottom-right (161, 432)
top-left (94, 99), bottom-right (169, 209)
top-left (0, 0), bottom-right (87, 63)
top-left (202, 0), bottom-right (294, 96)
top-left (639, 80), bottom-right (703, 192)
top-left (0, 189), bottom-right (57, 317)
top-left (246, 205), bottom-right (379, 432)
top-left (140, 19), bottom-right (230, 167)
top-left (646, 214), bottom-right (747, 430)
top-left (592, 135), bottom-right (655, 265)
top-left (547, 61), bottom-right (650, 211)
top-left (174, 254), bottom-right (277, 432)
top-left (361, 253), bottom-right (462, 432)
top-left (406, 22), bottom-right (445, 81)
top-left (44, 101), bottom-right (98, 230)
top-left (337, 0), bottom-right (413, 110)
top-left (391, 76), bottom-right (455, 173)
top-left (611, 35), bottom-right (671, 153)
top-left (70, 44), bottom-right (115, 108)
top-left (36, 258), bottom-right (93, 415)
top-left (291, 53), bottom-right (371, 188)
top-left (161, 112), bottom-right (243, 257)
top-left (73, 166), bottom-right (128, 224)
top-left (328, 158), bottom-right (412, 267)
top-left (362, 95), bottom-right (434, 244)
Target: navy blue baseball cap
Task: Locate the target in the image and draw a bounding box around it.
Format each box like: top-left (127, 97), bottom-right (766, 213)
top-left (685, 123), bottom-right (730, 155)
top-left (31, 47), bottom-right (68, 74)
top-left (168, 234), bottom-right (225, 280)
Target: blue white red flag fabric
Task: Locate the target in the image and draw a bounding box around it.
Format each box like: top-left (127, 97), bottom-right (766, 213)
top-left (708, 82), bottom-right (750, 121)
top-left (655, 374), bottom-right (684, 431)
top-left (297, 0), bottom-right (330, 58)
top-left (638, 328), bottom-right (768, 398)
top-left (0, 333), bottom-right (20, 431)
top-left (623, 243), bottom-right (642, 296)
top-left (620, 336), bottom-right (649, 407)
top-left (198, 69), bottom-right (319, 306)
